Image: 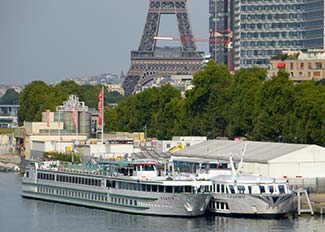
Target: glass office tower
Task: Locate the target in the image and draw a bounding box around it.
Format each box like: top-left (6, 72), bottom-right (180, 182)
top-left (304, 0), bottom-right (324, 49)
top-left (209, 0), bottom-right (232, 64)
top-left (209, 0), bottom-right (325, 70)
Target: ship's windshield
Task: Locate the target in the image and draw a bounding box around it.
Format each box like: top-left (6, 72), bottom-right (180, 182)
top-left (228, 185), bottom-right (235, 194)
top-left (278, 185), bottom-right (285, 193)
top-left (142, 165), bottom-right (155, 171)
top-left (209, 163), bottom-right (218, 169)
top-left (269, 186), bottom-right (274, 193)
top-left (213, 183), bottom-right (288, 194)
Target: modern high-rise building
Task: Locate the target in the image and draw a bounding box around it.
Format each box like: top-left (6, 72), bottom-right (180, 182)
top-left (209, 0), bottom-right (232, 65)
top-left (304, 0), bottom-right (325, 49)
top-left (209, 0), bottom-right (325, 71)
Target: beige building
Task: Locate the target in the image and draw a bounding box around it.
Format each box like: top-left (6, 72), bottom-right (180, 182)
top-left (105, 84), bottom-right (124, 95)
top-left (269, 51), bottom-right (325, 82)
top-left (23, 121), bottom-right (87, 160)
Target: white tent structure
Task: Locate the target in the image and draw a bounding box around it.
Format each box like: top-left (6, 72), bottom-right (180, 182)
top-left (174, 140), bottom-right (325, 178)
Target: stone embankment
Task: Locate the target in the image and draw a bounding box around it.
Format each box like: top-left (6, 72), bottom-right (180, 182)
top-left (0, 154), bottom-right (20, 172)
top-left (0, 132), bottom-right (20, 172)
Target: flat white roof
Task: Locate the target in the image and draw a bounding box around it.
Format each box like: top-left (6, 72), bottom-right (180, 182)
top-left (174, 140), bottom-right (312, 164)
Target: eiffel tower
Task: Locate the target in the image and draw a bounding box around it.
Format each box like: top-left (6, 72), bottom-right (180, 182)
top-left (122, 0), bottom-right (204, 95)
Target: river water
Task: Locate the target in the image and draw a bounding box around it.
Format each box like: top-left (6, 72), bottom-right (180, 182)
top-left (0, 173), bottom-right (324, 232)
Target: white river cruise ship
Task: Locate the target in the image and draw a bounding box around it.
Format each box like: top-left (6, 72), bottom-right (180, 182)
top-left (21, 160), bottom-right (211, 217)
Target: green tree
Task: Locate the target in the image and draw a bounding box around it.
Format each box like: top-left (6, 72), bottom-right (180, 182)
top-left (18, 81), bottom-right (56, 123)
top-left (79, 85), bottom-right (125, 109)
top-left (54, 80), bottom-right (82, 104)
top-left (226, 68), bottom-right (266, 139)
top-left (186, 61), bottom-right (232, 138)
top-left (96, 64), bottom-right (325, 145)
top-left (106, 91), bottom-right (125, 104)
top-left (251, 71), bottom-right (295, 141)
top-left (149, 85), bottom-right (182, 139)
top-left (286, 81), bottom-right (325, 145)
top-left (79, 84), bottom-right (101, 108)
top-left (110, 94), bottom-right (138, 132)
top-left (104, 84), bottom-right (182, 139)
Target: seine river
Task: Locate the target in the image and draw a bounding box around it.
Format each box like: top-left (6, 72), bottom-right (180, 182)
top-left (0, 173), bottom-right (324, 232)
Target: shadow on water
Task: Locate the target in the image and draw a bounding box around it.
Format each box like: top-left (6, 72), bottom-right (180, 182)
top-left (1, 173), bottom-right (324, 232)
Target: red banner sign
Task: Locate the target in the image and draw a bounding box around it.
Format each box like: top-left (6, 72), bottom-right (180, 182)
top-left (46, 109), bottom-right (50, 128)
top-left (72, 110), bottom-right (78, 129)
top-left (98, 90), bottom-right (103, 126)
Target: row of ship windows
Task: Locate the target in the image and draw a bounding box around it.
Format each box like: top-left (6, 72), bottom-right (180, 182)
top-left (212, 184), bottom-right (286, 195)
top-left (37, 172), bottom-right (102, 187)
top-left (110, 181), bottom-right (209, 194)
top-left (36, 186), bottom-right (138, 206)
top-left (36, 173), bottom-right (285, 195)
top-left (175, 163), bottom-right (227, 173)
top-left (37, 173), bottom-right (208, 194)
top-left (37, 173), bottom-right (208, 193)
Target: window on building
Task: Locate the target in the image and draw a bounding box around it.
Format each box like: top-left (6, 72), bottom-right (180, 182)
top-left (308, 62), bottom-right (312, 69)
top-left (316, 63), bottom-right (322, 69)
top-left (314, 71), bottom-right (321, 77)
top-left (300, 62), bottom-right (304, 69)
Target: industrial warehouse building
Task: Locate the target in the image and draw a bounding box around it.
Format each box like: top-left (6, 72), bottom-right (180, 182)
top-left (174, 140), bottom-right (325, 179)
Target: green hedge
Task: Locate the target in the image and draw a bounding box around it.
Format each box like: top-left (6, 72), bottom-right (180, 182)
top-left (44, 152), bottom-right (81, 163)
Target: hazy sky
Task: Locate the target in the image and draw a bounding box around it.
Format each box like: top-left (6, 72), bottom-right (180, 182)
top-left (1, 0), bottom-right (209, 85)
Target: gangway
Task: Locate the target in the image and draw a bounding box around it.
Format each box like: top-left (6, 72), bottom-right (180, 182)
top-left (296, 188), bottom-right (314, 215)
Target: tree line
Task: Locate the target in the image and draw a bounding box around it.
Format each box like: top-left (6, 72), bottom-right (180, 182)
top-left (105, 61), bottom-right (325, 146)
top-left (17, 80), bottom-right (124, 123)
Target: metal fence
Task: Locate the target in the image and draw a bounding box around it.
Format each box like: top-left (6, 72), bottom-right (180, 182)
top-left (289, 178), bottom-right (325, 193)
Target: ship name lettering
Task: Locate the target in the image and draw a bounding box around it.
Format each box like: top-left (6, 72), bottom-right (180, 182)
top-left (160, 196), bottom-right (175, 200)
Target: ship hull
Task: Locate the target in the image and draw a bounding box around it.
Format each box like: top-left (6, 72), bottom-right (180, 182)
top-left (22, 179), bottom-right (210, 217)
top-left (208, 193), bottom-right (293, 216)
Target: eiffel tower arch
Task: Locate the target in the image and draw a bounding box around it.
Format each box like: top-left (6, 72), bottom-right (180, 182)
top-left (122, 0), bottom-right (204, 95)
